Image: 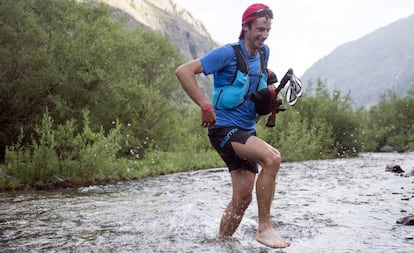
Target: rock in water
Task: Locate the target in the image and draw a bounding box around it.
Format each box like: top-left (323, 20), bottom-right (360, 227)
top-left (397, 215), bottom-right (414, 225)
top-left (385, 164), bottom-right (405, 173)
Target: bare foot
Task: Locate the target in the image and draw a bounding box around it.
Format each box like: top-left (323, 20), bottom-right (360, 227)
top-left (256, 229), bottom-right (291, 249)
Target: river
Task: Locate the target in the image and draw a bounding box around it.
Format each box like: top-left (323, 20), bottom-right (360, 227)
top-left (1, 152), bottom-right (413, 253)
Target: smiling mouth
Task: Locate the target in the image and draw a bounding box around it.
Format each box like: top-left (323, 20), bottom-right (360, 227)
top-left (257, 39), bottom-right (265, 45)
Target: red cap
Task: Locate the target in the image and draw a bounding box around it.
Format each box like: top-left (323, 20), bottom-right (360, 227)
top-left (239, 3), bottom-right (273, 39)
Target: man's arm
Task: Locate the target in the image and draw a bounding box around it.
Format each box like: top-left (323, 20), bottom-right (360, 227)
top-left (175, 59), bottom-right (216, 127)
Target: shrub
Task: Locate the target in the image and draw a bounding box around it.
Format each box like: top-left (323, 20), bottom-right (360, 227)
top-left (1, 110), bottom-right (123, 189)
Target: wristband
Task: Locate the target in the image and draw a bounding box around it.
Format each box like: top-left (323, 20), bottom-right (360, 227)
top-left (201, 105), bottom-right (214, 113)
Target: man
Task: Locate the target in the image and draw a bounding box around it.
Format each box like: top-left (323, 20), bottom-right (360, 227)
top-left (175, 3), bottom-right (290, 249)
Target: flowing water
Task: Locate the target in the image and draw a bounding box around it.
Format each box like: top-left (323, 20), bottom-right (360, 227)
top-left (1, 152), bottom-right (413, 253)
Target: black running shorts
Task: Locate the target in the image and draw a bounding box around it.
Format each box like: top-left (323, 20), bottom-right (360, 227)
top-left (208, 126), bottom-right (258, 173)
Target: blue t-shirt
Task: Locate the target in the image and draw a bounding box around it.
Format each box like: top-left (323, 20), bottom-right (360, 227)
top-left (200, 40), bottom-right (269, 133)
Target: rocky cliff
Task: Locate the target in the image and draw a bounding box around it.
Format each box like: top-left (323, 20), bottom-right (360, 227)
top-left (99, 0), bottom-right (217, 60)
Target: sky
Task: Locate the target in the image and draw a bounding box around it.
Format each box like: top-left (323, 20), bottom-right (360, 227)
top-left (174, 0), bottom-right (414, 76)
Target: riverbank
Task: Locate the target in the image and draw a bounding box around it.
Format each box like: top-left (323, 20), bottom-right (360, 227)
top-left (0, 149), bottom-right (348, 192)
top-left (2, 149), bottom-right (412, 192)
top-left (0, 150), bottom-right (225, 192)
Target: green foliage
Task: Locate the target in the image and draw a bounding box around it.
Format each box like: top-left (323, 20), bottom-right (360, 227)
top-left (123, 150), bottom-right (224, 178)
top-left (366, 87), bottom-right (414, 151)
top-left (0, 0), bottom-right (183, 160)
top-left (98, 80), bottom-right (181, 158)
top-left (170, 106), bottom-right (212, 152)
top-left (295, 81), bottom-right (362, 156)
top-left (1, 110), bottom-right (123, 190)
top-left (258, 106), bottom-right (335, 161)
top-left (0, 108), bottom-right (222, 190)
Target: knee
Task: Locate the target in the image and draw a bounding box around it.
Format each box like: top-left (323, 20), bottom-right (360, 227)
top-left (262, 151), bottom-right (282, 174)
top-left (233, 192), bottom-right (253, 210)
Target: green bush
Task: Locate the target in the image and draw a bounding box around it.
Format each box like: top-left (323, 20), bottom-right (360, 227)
top-left (366, 87), bottom-right (414, 151)
top-left (295, 81), bottom-right (361, 156)
top-left (123, 149), bottom-right (224, 178)
top-left (258, 106), bottom-right (335, 161)
top-left (1, 110), bottom-right (123, 190)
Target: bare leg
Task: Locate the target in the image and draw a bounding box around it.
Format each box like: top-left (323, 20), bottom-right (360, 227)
top-left (219, 169), bottom-right (255, 237)
top-left (232, 137), bottom-right (290, 249)
top-left (255, 161), bottom-right (290, 248)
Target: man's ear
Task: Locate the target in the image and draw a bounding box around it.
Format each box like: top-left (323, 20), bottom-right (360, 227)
top-left (242, 24), bottom-right (248, 33)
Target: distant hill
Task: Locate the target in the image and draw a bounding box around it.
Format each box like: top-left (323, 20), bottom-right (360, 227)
top-left (300, 14), bottom-right (414, 109)
top-left (99, 0), bottom-right (217, 60)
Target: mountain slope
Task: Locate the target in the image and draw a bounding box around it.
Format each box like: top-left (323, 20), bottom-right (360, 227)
top-left (100, 0), bottom-right (217, 59)
top-left (300, 14), bottom-right (414, 108)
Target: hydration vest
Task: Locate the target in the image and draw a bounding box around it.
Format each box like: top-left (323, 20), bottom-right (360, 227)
top-left (212, 44), bottom-right (268, 110)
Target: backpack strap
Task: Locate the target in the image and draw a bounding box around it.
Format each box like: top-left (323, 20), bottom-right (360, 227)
top-left (231, 44), bottom-right (266, 81)
top-left (259, 47), bottom-right (266, 74)
top-left (232, 44), bottom-right (248, 74)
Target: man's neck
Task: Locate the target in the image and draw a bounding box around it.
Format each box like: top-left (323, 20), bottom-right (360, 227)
top-left (243, 40), bottom-right (259, 57)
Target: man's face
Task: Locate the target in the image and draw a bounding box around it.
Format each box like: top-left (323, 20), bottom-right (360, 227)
top-left (243, 17), bottom-right (272, 49)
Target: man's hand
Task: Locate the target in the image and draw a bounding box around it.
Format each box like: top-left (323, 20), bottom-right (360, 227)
top-left (201, 105), bottom-right (216, 128)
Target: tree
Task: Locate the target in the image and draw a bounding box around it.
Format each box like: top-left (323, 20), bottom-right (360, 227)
top-left (0, 0), bottom-right (185, 160)
top-left (292, 80), bottom-right (361, 156)
top-left (367, 87), bottom-right (414, 151)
